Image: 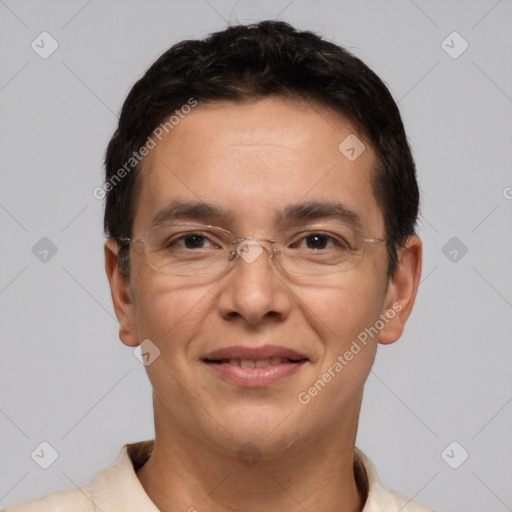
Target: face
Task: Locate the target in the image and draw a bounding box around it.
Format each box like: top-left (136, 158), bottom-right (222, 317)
top-left (106, 96), bottom-right (421, 458)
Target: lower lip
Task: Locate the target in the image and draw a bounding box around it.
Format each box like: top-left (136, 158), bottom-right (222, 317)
top-left (204, 361), bottom-right (307, 387)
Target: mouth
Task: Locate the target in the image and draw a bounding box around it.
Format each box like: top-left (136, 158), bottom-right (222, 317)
top-left (206, 356), bottom-right (306, 368)
top-left (202, 346), bottom-right (309, 387)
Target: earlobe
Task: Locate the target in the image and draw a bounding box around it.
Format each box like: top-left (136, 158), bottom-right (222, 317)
top-left (378, 235), bottom-right (422, 345)
top-left (104, 239), bottom-right (139, 347)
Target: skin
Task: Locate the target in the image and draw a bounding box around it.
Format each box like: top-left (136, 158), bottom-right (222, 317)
top-left (105, 96), bottom-right (422, 512)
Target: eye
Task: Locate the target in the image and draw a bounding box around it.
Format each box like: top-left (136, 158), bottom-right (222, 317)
top-left (305, 233), bottom-right (330, 250)
top-left (165, 232), bottom-right (220, 250)
top-left (180, 233), bottom-right (208, 249)
top-left (290, 232), bottom-right (349, 251)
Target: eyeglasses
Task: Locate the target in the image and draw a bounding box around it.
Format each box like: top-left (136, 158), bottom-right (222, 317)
top-left (119, 223), bottom-right (385, 277)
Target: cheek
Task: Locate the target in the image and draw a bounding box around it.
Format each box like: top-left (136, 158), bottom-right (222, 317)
top-left (293, 278), bottom-right (384, 425)
top-left (292, 271), bottom-right (386, 346)
top-left (131, 271), bottom-right (217, 352)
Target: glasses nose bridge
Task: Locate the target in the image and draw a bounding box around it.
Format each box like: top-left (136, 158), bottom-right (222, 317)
top-left (230, 236), bottom-right (277, 265)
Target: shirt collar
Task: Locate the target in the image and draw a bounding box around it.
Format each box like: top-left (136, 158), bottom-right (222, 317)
top-left (88, 440), bottom-right (407, 512)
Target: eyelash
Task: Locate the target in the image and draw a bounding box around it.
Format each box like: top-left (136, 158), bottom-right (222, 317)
top-left (290, 232), bottom-right (350, 250)
top-left (164, 231), bottom-right (350, 251)
top-left (165, 232), bottom-right (220, 249)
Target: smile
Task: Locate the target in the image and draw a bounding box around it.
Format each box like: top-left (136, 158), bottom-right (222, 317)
top-left (215, 357), bottom-right (296, 367)
top-left (202, 345), bottom-right (309, 387)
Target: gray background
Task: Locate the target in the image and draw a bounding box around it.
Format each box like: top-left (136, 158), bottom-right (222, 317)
top-left (1, 0), bottom-right (511, 510)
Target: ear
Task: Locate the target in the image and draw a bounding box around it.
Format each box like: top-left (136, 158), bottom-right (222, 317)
top-left (378, 235), bottom-right (422, 345)
top-left (104, 239), bottom-right (139, 347)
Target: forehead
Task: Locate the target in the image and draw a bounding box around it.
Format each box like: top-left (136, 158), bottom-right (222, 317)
top-left (134, 97), bottom-right (384, 235)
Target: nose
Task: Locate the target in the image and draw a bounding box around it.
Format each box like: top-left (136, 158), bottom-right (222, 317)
top-left (217, 238), bottom-right (292, 325)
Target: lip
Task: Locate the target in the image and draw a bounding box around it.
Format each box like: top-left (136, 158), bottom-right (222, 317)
top-left (202, 345), bottom-right (309, 388)
top-left (203, 345), bottom-right (308, 361)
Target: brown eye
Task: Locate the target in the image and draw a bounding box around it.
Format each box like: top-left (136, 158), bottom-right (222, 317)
top-left (305, 234), bottom-right (329, 249)
top-left (164, 232), bottom-right (217, 250)
top-left (290, 232), bottom-right (348, 251)
top-left (182, 234), bottom-right (207, 249)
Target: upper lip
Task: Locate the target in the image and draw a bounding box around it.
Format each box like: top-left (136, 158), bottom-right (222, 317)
top-left (203, 345), bottom-right (309, 361)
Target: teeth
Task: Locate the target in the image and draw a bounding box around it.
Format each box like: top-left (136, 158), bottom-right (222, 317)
top-left (226, 357), bottom-right (287, 368)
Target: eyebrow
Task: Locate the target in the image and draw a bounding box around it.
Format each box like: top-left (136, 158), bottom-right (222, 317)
top-left (150, 199), bottom-right (363, 231)
top-left (150, 200), bottom-right (230, 227)
top-left (277, 201), bottom-right (364, 231)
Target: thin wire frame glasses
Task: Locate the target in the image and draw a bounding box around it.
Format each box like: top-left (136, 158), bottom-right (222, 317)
top-left (118, 223), bottom-right (385, 277)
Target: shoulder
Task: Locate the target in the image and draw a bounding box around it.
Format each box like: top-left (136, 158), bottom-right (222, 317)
top-left (4, 441), bottom-right (156, 512)
top-left (4, 485), bottom-right (95, 512)
top-left (355, 448), bottom-right (436, 512)
top-left (372, 485), bottom-right (435, 512)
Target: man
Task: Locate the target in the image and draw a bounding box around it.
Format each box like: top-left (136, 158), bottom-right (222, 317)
top-left (8, 20), bottom-right (431, 511)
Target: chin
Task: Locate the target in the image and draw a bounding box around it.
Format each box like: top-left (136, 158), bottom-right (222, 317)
top-left (202, 404), bottom-right (309, 456)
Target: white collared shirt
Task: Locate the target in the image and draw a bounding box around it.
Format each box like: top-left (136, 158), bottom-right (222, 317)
top-left (6, 441), bottom-right (434, 511)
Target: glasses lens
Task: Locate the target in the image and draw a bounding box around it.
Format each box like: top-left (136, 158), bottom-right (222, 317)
top-left (140, 223), bottom-right (373, 277)
top-left (277, 224), bottom-right (365, 276)
top-left (144, 225), bottom-right (231, 276)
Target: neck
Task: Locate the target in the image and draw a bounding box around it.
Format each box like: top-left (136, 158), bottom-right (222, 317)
top-left (137, 400), bottom-right (365, 512)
